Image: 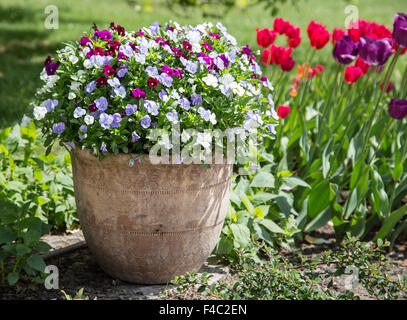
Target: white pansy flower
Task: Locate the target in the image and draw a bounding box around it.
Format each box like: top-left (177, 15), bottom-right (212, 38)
top-left (73, 107), bottom-right (86, 118)
top-left (243, 119), bottom-right (260, 133)
top-left (70, 81), bottom-right (81, 92)
top-left (68, 92), bottom-right (76, 100)
top-left (21, 115), bottom-right (32, 127)
top-left (84, 115), bottom-right (94, 125)
top-left (181, 130), bottom-right (191, 143)
top-left (219, 74), bottom-right (237, 89)
top-left (83, 59), bottom-right (92, 69)
top-left (69, 55), bottom-right (79, 64)
top-left (170, 89), bottom-right (180, 100)
top-left (202, 74), bottom-right (218, 87)
top-left (197, 132), bottom-right (212, 149)
top-left (233, 84), bottom-right (245, 96)
top-left (33, 106), bottom-right (47, 120)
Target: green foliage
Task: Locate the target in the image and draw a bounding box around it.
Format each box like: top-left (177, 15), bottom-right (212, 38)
top-left (172, 236), bottom-right (407, 300)
top-left (0, 122), bottom-right (77, 286)
top-left (61, 288), bottom-right (97, 300)
top-left (216, 145), bottom-right (309, 257)
top-left (0, 122), bottom-right (77, 230)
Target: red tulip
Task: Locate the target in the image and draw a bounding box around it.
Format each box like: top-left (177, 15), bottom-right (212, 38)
top-left (307, 21), bottom-right (330, 49)
top-left (274, 18), bottom-right (290, 35)
top-left (277, 105), bottom-right (291, 119)
top-left (344, 66), bottom-right (363, 83)
top-left (332, 28), bottom-right (346, 45)
top-left (256, 27), bottom-right (276, 48)
top-left (286, 25), bottom-right (301, 39)
top-left (288, 36), bottom-right (302, 48)
top-left (271, 45), bottom-right (292, 65)
top-left (261, 48), bottom-right (273, 65)
top-left (355, 56), bottom-right (370, 75)
top-left (280, 56), bottom-right (295, 72)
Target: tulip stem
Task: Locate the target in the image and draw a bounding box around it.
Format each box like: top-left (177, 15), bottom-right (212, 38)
top-left (307, 63), bottom-right (341, 167)
top-left (361, 48), bottom-right (401, 155)
top-left (401, 64), bottom-right (407, 99)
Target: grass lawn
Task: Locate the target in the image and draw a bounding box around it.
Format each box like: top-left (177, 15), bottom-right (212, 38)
top-left (0, 0), bottom-right (405, 127)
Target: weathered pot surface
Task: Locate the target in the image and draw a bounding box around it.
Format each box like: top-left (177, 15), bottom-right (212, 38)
top-left (70, 149), bottom-right (233, 284)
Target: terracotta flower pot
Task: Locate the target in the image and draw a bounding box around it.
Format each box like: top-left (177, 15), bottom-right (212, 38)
top-left (70, 149), bottom-right (233, 284)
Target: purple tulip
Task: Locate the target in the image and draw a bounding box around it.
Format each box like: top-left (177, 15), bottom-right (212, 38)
top-left (333, 35), bottom-right (358, 65)
top-left (388, 98), bottom-right (407, 120)
top-left (393, 13), bottom-right (407, 48)
top-left (358, 36), bottom-right (393, 66)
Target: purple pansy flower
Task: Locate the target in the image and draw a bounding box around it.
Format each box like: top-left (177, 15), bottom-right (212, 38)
top-left (117, 65), bottom-right (128, 78)
top-left (159, 90), bottom-right (168, 101)
top-left (52, 122), bottom-right (65, 135)
top-left (166, 111), bottom-right (178, 124)
top-left (78, 125), bottom-right (87, 140)
top-left (110, 113), bottom-right (121, 128)
top-left (158, 73), bottom-right (173, 87)
top-left (125, 104), bottom-right (137, 116)
top-left (45, 62), bottom-right (60, 76)
top-left (95, 97), bottom-right (108, 111)
top-left (85, 81), bottom-right (96, 94)
top-left (99, 112), bottom-right (113, 129)
top-left (140, 115), bottom-right (151, 128)
top-left (44, 99), bottom-right (58, 112)
top-left (95, 29), bottom-right (113, 41)
top-left (191, 94), bottom-right (202, 106)
top-left (132, 88), bottom-right (146, 99)
top-left (101, 143), bottom-right (107, 152)
top-left (132, 131), bottom-right (140, 142)
top-left (178, 97), bottom-right (190, 110)
top-left (144, 100), bottom-right (159, 115)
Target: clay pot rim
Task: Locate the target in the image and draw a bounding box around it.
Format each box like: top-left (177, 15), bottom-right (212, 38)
top-left (70, 148), bottom-right (234, 166)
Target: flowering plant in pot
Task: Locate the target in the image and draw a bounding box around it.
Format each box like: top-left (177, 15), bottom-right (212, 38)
top-left (32, 21), bottom-right (277, 283)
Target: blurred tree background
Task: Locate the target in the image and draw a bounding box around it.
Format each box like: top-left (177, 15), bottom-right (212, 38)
top-left (0, 0), bottom-right (405, 127)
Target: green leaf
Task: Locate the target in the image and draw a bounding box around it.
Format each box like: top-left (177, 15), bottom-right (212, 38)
top-left (374, 204), bottom-right (407, 241)
top-left (7, 272), bottom-right (19, 286)
top-left (392, 150), bottom-right (403, 181)
top-left (33, 241), bottom-right (52, 253)
top-left (307, 181), bottom-right (330, 219)
top-left (250, 171), bottom-right (275, 188)
top-left (34, 169), bottom-right (43, 182)
top-left (344, 189), bottom-right (358, 219)
top-left (322, 138), bottom-right (333, 178)
top-left (240, 193), bottom-right (254, 214)
top-left (0, 144), bottom-right (8, 155)
top-left (45, 145), bottom-right (53, 156)
top-left (26, 254), bottom-right (46, 272)
top-left (250, 192), bottom-right (274, 205)
top-left (16, 244), bottom-right (32, 257)
top-left (253, 207), bottom-right (264, 219)
top-left (43, 135), bottom-right (53, 147)
top-left (282, 176), bottom-right (310, 189)
top-left (0, 226), bottom-right (17, 244)
top-left (304, 207), bottom-right (332, 232)
top-left (259, 218), bottom-right (285, 234)
top-left (0, 201), bottom-right (19, 223)
top-left (230, 224), bottom-right (251, 249)
top-left (216, 236), bottom-right (233, 255)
